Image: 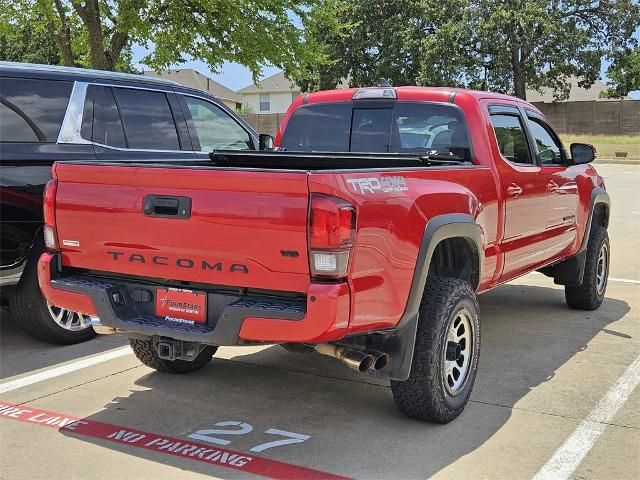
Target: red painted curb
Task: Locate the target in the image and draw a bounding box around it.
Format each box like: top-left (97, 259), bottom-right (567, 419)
top-left (0, 401), bottom-right (350, 480)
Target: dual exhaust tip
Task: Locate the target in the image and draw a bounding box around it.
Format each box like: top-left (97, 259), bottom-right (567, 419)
top-left (314, 344), bottom-right (389, 373)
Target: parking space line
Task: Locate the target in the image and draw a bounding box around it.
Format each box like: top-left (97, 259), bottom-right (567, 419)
top-left (0, 401), bottom-right (349, 480)
top-left (609, 277), bottom-right (640, 284)
top-left (0, 346), bottom-right (131, 394)
top-left (533, 353), bottom-right (640, 480)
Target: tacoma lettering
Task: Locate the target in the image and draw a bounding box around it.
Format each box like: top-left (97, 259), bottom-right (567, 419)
top-left (106, 252), bottom-right (248, 273)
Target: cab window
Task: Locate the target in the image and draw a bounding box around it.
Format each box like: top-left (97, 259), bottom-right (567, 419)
top-left (490, 114), bottom-right (532, 165)
top-left (527, 117), bottom-right (564, 165)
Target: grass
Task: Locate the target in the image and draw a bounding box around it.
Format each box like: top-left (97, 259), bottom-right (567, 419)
top-left (560, 134), bottom-right (640, 161)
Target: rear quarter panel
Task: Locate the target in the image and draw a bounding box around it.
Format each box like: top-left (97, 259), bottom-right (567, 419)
top-left (309, 166), bottom-right (499, 333)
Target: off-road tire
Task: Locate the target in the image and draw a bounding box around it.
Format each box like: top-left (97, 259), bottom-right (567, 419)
top-left (391, 277), bottom-right (480, 423)
top-left (565, 226), bottom-right (609, 310)
top-left (12, 252), bottom-right (96, 344)
top-left (129, 338), bottom-right (216, 373)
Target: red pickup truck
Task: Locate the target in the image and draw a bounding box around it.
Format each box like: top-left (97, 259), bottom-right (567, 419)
top-left (37, 86), bottom-right (610, 423)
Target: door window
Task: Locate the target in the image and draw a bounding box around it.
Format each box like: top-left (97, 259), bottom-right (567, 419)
top-left (113, 88), bottom-right (180, 150)
top-left (182, 96), bottom-right (252, 151)
top-left (92, 86), bottom-right (126, 148)
top-left (0, 77), bottom-right (72, 142)
top-left (527, 117), bottom-right (564, 165)
top-left (490, 114), bottom-right (532, 165)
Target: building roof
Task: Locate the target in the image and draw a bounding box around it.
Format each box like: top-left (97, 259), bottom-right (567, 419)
top-left (526, 77), bottom-right (628, 103)
top-left (238, 71), bottom-right (300, 94)
top-left (143, 69), bottom-right (242, 102)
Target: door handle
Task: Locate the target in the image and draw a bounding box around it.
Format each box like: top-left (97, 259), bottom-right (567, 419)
top-left (143, 195), bottom-right (192, 219)
top-left (507, 183), bottom-right (523, 197)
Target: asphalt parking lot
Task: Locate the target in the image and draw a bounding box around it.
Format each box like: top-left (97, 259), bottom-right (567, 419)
top-left (1, 163), bottom-right (638, 480)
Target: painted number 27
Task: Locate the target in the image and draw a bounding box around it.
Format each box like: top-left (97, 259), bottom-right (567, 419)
top-left (188, 421), bottom-right (310, 453)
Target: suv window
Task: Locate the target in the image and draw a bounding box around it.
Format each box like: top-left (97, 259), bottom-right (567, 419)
top-left (182, 96), bottom-right (252, 151)
top-left (92, 86), bottom-right (126, 148)
top-left (490, 114), bottom-right (532, 165)
top-left (113, 88), bottom-right (180, 150)
top-left (0, 77), bottom-right (72, 142)
top-left (527, 117), bottom-right (563, 165)
top-left (280, 102), bottom-right (471, 160)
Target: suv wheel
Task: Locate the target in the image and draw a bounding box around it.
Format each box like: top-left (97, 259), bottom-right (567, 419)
top-left (11, 254), bottom-right (96, 344)
top-left (391, 277), bottom-right (480, 423)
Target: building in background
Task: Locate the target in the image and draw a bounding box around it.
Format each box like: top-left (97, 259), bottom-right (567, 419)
top-left (143, 69), bottom-right (243, 111)
top-left (238, 71), bottom-right (301, 114)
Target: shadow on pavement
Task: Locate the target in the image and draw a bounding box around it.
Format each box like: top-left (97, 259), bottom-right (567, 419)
top-left (0, 309), bottom-right (128, 379)
top-left (59, 283), bottom-right (630, 479)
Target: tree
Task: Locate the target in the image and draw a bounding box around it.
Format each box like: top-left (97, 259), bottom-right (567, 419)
top-left (299, 0), bottom-right (640, 99)
top-left (602, 46), bottom-right (640, 98)
top-left (295, 0), bottom-right (470, 91)
top-left (0, 1), bottom-right (327, 78)
top-left (465, 0), bottom-right (640, 100)
top-left (0, 10), bottom-right (60, 65)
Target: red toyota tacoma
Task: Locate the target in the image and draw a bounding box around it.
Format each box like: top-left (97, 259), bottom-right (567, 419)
top-left (37, 86), bottom-right (610, 423)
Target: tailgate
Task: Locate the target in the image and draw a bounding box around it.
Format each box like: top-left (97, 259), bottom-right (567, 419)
top-left (53, 163), bottom-right (310, 292)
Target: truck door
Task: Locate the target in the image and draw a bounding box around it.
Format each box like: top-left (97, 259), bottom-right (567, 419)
top-left (488, 105), bottom-right (549, 280)
top-left (524, 111), bottom-right (579, 259)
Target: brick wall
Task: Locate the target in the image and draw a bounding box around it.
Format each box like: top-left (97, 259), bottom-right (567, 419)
top-left (532, 100), bottom-right (640, 136)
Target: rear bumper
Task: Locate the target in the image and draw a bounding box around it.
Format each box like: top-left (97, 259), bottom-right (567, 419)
top-left (37, 253), bottom-right (350, 345)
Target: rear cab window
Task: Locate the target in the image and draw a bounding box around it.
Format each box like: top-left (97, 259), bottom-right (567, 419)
top-left (0, 77), bottom-right (72, 142)
top-left (279, 101), bottom-right (472, 161)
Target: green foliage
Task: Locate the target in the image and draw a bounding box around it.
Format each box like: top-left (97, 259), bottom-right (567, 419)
top-left (300, 0), bottom-right (640, 99)
top-left (602, 47), bottom-right (640, 98)
top-left (0, 0), bottom-right (327, 78)
top-left (0, 7), bottom-right (60, 65)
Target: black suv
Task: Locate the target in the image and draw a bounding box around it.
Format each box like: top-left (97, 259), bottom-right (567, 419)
top-left (0, 61), bottom-right (259, 344)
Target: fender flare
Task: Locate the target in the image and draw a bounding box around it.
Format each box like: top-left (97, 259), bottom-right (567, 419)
top-left (578, 188), bottom-right (610, 255)
top-left (540, 187), bottom-right (610, 286)
top-left (366, 213), bottom-right (484, 381)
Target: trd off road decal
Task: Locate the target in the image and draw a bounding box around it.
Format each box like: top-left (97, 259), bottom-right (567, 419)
top-left (346, 176), bottom-right (408, 194)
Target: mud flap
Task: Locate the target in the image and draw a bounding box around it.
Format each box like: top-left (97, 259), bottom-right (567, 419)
top-left (364, 313), bottom-right (419, 381)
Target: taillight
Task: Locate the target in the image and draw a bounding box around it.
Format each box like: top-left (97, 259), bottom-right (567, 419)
top-left (309, 194), bottom-right (356, 278)
top-left (43, 179), bottom-right (58, 250)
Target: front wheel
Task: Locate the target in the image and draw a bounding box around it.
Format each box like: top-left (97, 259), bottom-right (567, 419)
top-left (391, 277), bottom-right (480, 423)
top-left (565, 226), bottom-right (609, 310)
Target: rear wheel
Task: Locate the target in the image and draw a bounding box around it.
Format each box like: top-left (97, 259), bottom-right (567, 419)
top-left (565, 226), bottom-right (609, 310)
top-left (11, 254), bottom-right (96, 344)
top-left (391, 277), bottom-right (480, 423)
top-left (129, 337), bottom-right (216, 373)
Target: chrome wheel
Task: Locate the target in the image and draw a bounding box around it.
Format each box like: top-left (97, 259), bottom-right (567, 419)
top-left (443, 307), bottom-right (474, 395)
top-left (596, 243), bottom-right (608, 296)
top-left (46, 302), bottom-right (93, 331)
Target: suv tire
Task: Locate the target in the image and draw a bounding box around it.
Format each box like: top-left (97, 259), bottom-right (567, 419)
top-left (129, 338), bottom-right (217, 373)
top-left (391, 277), bottom-right (480, 423)
top-left (565, 226), bottom-right (609, 310)
top-left (12, 253), bottom-right (96, 344)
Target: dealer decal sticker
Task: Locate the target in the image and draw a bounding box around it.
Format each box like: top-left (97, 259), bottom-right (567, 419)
top-left (0, 402), bottom-right (348, 480)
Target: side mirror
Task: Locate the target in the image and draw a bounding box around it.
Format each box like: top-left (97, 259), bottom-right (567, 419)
top-left (258, 134), bottom-right (275, 151)
top-left (570, 143), bottom-right (596, 165)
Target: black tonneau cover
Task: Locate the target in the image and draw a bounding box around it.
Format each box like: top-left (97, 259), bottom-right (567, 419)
top-left (210, 150), bottom-right (467, 170)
